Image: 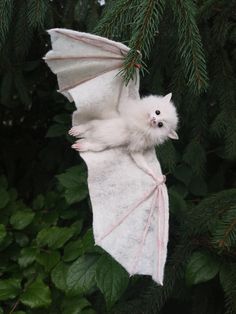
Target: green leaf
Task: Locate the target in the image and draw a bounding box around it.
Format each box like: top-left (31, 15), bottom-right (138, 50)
top-left (81, 229), bottom-right (96, 253)
top-left (15, 232), bottom-right (29, 247)
top-left (36, 251), bottom-right (60, 272)
top-left (18, 247), bottom-right (38, 268)
top-left (53, 113), bottom-right (71, 124)
top-left (60, 209), bottom-right (78, 220)
top-left (71, 220), bottom-right (83, 236)
top-left (0, 187), bottom-right (9, 209)
top-left (61, 297), bottom-right (91, 314)
top-left (33, 194), bottom-right (44, 210)
top-left (36, 226), bottom-right (75, 249)
top-left (51, 261), bottom-right (69, 292)
top-left (0, 224), bottom-right (6, 244)
top-left (63, 229), bottom-right (98, 262)
top-left (10, 210), bottom-right (35, 230)
top-left (63, 239), bottom-right (84, 262)
top-left (57, 165), bottom-right (88, 204)
top-left (20, 277), bottom-right (51, 308)
top-left (67, 255), bottom-right (99, 295)
top-left (96, 255), bottom-right (129, 309)
top-left (0, 278), bottom-right (21, 301)
top-left (185, 251), bottom-right (220, 286)
top-left (46, 124), bottom-right (68, 138)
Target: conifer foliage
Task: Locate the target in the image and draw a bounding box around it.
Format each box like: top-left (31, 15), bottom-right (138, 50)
top-left (0, 0), bottom-right (236, 313)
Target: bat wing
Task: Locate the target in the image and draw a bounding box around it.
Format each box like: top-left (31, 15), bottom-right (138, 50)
top-left (44, 28), bottom-right (140, 123)
top-left (81, 148), bottom-right (169, 285)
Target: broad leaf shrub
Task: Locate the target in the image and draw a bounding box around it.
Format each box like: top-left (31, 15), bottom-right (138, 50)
top-left (0, 175), bottom-right (129, 313)
top-left (0, 1), bottom-right (236, 313)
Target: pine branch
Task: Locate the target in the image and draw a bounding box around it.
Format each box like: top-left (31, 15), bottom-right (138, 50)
top-left (120, 0), bottom-right (166, 84)
top-left (0, 0), bottom-right (13, 48)
top-left (94, 0), bottom-right (137, 39)
top-left (14, 1), bottom-right (33, 58)
top-left (183, 140), bottom-right (206, 176)
top-left (212, 207), bottom-right (236, 250)
top-left (27, 0), bottom-right (48, 28)
top-left (220, 264), bottom-right (236, 314)
top-left (184, 189), bottom-right (236, 237)
top-left (209, 49), bottom-right (236, 159)
top-left (170, 0), bottom-right (208, 94)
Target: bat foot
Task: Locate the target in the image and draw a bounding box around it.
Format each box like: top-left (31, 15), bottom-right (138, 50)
top-left (71, 140), bottom-right (88, 152)
top-left (68, 126), bottom-right (82, 137)
top-left (71, 140), bottom-right (106, 152)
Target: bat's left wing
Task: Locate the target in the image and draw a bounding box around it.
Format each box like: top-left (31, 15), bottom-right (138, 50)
top-left (45, 28), bottom-right (140, 124)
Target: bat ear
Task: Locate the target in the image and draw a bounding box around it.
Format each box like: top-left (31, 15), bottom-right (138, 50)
top-left (163, 93), bottom-right (172, 102)
top-left (168, 129), bottom-right (179, 140)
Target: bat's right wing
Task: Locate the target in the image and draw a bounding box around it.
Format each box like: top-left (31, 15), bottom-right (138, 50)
top-left (45, 29), bottom-right (140, 124)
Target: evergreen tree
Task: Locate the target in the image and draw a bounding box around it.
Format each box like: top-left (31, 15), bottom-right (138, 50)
top-left (0, 0), bottom-right (235, 313)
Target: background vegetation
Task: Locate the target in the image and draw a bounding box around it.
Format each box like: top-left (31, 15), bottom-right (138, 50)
top-left (0, 0), bottom-right (236, 313)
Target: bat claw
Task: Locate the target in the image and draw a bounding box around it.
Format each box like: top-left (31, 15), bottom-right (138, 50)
top-left (68, 126), bottom-right (81, 137)
top-left (71, 140), bottom-right (88, 152)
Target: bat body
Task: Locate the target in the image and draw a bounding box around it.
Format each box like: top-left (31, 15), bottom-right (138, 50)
top-left (70, 94), bottom-right (178, 153)
top-left (45, 28), bottom-right (177, 284)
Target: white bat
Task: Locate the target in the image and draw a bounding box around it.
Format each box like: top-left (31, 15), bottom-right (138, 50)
top-left (45, 28), bottom-right (178, 285)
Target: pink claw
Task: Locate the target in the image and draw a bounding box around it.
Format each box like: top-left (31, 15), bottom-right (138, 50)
top-left (68, 127), bottom-right (79, 136)
top-left (71, 140), bottom-right (85, 151)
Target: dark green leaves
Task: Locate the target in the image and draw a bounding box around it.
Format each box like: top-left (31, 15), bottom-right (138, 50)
top-left (57, 165), bottom-right (88, 204)
top-left (18, 247), bottom-right (38, 268)
top-left (66, 253), bottom-right (129, 308)
top-left (185, 251), bottom-right (220, 286)
top-left (20, 277), bottom-right (51, 308)
top-left (10, 210), bottom-right (35, 230)
top-left (61, 297), bottom-right (92, 314)
top-left (96, 255), bottom-right (129, 309)
top-left (51, 262), bottom-right (69, 292)
top-left (46, 113), bottom-right (71, 138)
top-left (67, 255), bottom-right (99, 295)
top-left (36, 226), bottom-right (75, 249)
top-left (36, 250), bottom-right (60, 272)
top-left (0, 278), bottom-right (21, 301)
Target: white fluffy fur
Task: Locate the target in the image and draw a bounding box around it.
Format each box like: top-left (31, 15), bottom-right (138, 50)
top-left (70, 94), bottom-right (178, 153)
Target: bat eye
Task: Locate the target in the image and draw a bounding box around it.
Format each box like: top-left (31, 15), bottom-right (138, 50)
top-left (158, 122), bottom-right (163, 128)
top-left (155, 110), bottom-right (160, 115)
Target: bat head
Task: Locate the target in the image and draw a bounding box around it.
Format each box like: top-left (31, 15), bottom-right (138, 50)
top-left (141, 93), bottom-right (179, 144)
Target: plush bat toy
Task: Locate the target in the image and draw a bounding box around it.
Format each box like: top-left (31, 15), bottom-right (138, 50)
top-left (45, 29), bottom-right (178, 285)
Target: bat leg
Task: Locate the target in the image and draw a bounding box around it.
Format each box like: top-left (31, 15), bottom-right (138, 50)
top-left (71, 139), bottom-right (106, 152)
